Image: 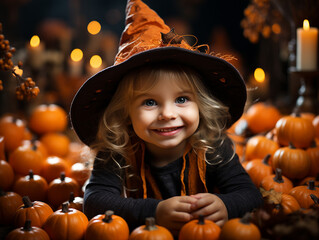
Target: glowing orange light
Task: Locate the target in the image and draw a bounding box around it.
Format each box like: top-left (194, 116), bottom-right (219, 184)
top-left (70, 48), bottom-right (83, 62)
top-left (90, 55), bottom-right (102, 68)
top-left (30, 35), bottom-right (40, 47)
top-left (87, 21), bottom-right (101, 35)
top-left (254, 68), bottom-right (265, 83)
top-left (303, 19), bottom-right (310, 30)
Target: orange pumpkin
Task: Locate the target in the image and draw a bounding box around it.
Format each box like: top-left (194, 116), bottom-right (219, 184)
top-left (21, 139), bottom-right (48, 159)
top-left (13, 170), bottom-right (48, 201)
top-left (260, 168), bottom-right (293, 194)
top-left (69, 161), bottom-right (91, 187)
top-left (47, 172), bottom-right (80, 210)
top-left (277, 193), bottom-right (301, 214)
top-left (58, 192), bottom-right (83, 211)
top-left (13, 196), bottom-right (53, 228)
top-left (245, 135), bottom-right (279, 162)
top-left (306, 141), bottom-right (319, 177)
top-left (41, 156), bottom-right (71, 183)
top-left (0, 115), bottom-right (26, 153)
top-left (312, 115), bottom-right (319, 139)
top-left (0, 190), bottom-right (23, 225)
top-left (299, 174), bottom-right (319, 187)
top-left (289, 180), bottom-right (319, 209)
top-left (85, 210), bottom-right (129, 240)
top-left (129, 217), bottom-right (174, 240)
top-left (219, 212), bottom-right (261, 240)
top-left (9, 144), bottom-right (45, 175)
top-left (5, 219), bottom-right (50, 240)
top-left (272, 144), bottom-right (310, 180)
top-left (243, 154), bottom-right (273, 187)
top-left (276, 113), bottom-right (315, 148)
top-left (0, 159), bottom-right (14, 191)
top-left (178, 215), bottom-right (221, 240)
top-left (42, 202), bottom-right (88, 240)
top-left (28, 104), bottom-right (68, 135)
top-left (40, 133), bottom-right (70, 157)
top-left (0, 136), bottom-right (5, 160)
top-left (245, 102), bottom-right (281, 134)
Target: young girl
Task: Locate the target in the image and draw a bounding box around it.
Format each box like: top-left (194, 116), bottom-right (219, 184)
top-left (70, 0), bottom-right (263, 236)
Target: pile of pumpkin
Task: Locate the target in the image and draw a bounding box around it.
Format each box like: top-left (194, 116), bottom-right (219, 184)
top-left (0, 102), bottom-right (318, 240)
top-left (228, 102), bottom-right (319, 239)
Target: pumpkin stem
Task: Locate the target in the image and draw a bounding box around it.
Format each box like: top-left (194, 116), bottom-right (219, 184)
top-left (28, 170), bottom-right (34, 180)
top-left (310, 194), bottom-right (319, 205)
top-left (61, 202), bottom-right (70, 213)
top-left (274, 168), bottom-right (284, 183)
top-left (262, 154), bottom-right (271, 165)
top-left (0, 188), bottom-right (6, 197)
top-left (292, 109), bottom-right (301, 117)
top-left (60, 172), bottom-right (66, 181)
top-left (197, 215), bottom-right (205, 225)
top-left (308, 180), bottom-right (316, 190)
top-left (23, 219), bottom-right (33, 231)
top-left (22, 196), bottom-right (34, 208)
top-left (239, 212), bottom-right (252, 225)
top-left (144, 217), bottom-right (158, 231)
top-left (288, 142), bottom-right (296, 149)
top-left (103, 210), bottom-right (114, 223)
top-left (69, 192), bottom-right (75, 203)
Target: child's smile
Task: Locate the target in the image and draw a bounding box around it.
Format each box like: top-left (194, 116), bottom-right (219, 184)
top-left (129, 76), bottom-right (200, 155)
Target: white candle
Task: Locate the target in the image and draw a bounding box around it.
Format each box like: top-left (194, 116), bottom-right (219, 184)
top-left (297, 19), bottom-right (318, 71)
top-left (69, 48), bottom-right (84, 77)
top-left (27, 35), bottom-right (45, 69)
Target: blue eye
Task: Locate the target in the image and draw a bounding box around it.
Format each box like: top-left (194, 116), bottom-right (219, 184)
top-left (144, 99), bottom-right (157, 106)
top-left (176, 96), bottom-right (188, 104)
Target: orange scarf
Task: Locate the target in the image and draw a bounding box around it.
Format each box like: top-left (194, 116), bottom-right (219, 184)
top-left (125, 144), bottom-right (208, 199)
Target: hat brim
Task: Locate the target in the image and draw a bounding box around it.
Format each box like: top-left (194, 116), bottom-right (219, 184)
top-left (70, 47), bottom-right (247, 145)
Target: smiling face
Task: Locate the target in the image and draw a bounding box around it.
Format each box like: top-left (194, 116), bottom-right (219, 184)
top-left (128, 70), bottom-right (200, 156)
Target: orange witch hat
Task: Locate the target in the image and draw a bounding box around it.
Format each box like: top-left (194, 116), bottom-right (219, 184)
top-left (70, 0), bottom-right (247, 146)
top-left (115, 0), bottom-right (192, 64)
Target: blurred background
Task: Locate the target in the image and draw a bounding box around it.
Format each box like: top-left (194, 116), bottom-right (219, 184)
top-left (0, 0), bottom-right (318, 116)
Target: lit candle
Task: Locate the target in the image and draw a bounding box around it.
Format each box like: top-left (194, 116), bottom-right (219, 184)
top-left (69, 48), bottom-right (84, 77)
top-left (27, 35), bottom-right (44, 69)
top-left (297, 19), bottom-right (318, 71)
top-left (86, 55), bottom-right (104, 76)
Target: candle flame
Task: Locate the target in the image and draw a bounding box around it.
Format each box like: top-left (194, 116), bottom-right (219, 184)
top-left (254, 68), bottom-right (265, 83)
top-left (90, 55), bottom-right (102, 68)
top-left (70, 48), bottom-right (83, 62)
top-left (303, 19), bottom-right (310, 31)
top-left (30, 35), bottom-right (40, 47)
top-left (87, 20), bottom-right (101, 35)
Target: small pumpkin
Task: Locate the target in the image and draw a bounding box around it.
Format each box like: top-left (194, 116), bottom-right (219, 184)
top-left (28, 104), bottom-right (68, 135)
top-left (178, 215), bottom-right (221, 240)
top-left (0, 115), bottom-right (26, 153)
top-left (13, 196), bottom-right (53, 228)
top-left (245, 135), bottom-right (279, 162)
top-left (58, 192), bottom-right (83, 211)
top-left (289, 180), bottom-right (319, 209)
top-left (42, 202), bottom-right (88, 240)
top-left (129, 217), bottom-right (174, 240)
top-left (0, 189), bottom-right (23, 225)
top-left (69, 161), bottom-right (91, 187)
top-left (245, 102), bottom-right (281, 134)
top-left (40, 133), bottom-right (70, 158)
top-left (9, 144), bottom-right (45, 175)
top-left (0, 159), bottom-right (14, 191)
top-left (5, 219), bottom-right (50, 240)
top-left (243, 154), bottom-right (273, 187)
top-left (260, 168), bottom-right (293, 194)
top-left (85, 210), bottom-right (129, 240)
top-left (275, 113), bottom-right (315, 148)
top-left (219, 212), bottom-right (261, 240)
top-left (272, 144), bottom-right (310, 180)
top-left (306, 141), bottom-right (319, 177)
top-left (41, 156), bottom-right (71, 183)
top-left (13, 170), bottom-right (48, 201)
top-left (47, 172), bottom-right (80, 210)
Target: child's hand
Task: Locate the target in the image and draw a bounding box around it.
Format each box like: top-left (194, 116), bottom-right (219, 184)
top-left (155, 196), bottom-right (197, 236)
top-left (190, 193), bottom-right (228, 227)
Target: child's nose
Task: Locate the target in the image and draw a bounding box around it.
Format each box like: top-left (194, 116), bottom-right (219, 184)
top-left (158, 104), bottom-right (177, 120)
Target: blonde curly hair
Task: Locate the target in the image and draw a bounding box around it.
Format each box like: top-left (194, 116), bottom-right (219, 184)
top-left (91, 63), bottom-right (233, 168)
